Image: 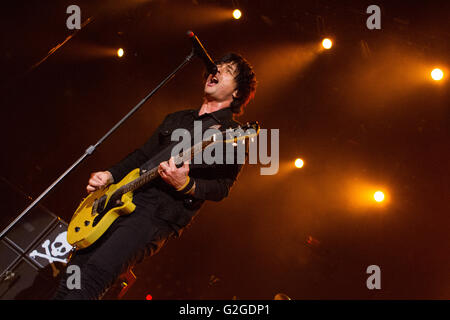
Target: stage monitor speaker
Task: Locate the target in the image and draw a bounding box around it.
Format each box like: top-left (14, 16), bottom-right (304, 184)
top-left (1, 214), bottom-right (71, 300)
top-left (0, 178), bottom-right (136, 300)
top-left (0, 240), bottom-right (20, 276)
top-left (0, 177), bottom-right (71, 300)
top-left (0, 257), bottom-right (57, 300)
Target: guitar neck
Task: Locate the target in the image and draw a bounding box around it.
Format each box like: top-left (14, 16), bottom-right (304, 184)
top-left (121, 167), bottom-right (159, 194)
top-left (118, 139), bottom-right (212, 194)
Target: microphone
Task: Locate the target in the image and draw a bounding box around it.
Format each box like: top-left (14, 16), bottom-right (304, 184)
top-left (187, 31), bottom-right (218, 75)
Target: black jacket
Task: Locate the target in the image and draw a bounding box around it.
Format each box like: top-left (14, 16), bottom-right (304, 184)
top-left (106, 107), bottom-right (245, 235)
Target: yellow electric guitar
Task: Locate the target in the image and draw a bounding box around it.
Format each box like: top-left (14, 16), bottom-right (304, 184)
top-left (67, 122), bottom-right (260, 250)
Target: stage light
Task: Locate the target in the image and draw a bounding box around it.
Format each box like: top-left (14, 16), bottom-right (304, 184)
top-left (274, 293), bottom-right (292, 300)
top-left (374, 191), bottom-right (385, 202)
top-left (233, 9), bottom-right (242, 20)
top-left (294, 158), bottom-right (304, 168)
top-left (431, 68), bottom-right (444, 81)
top-left (322, 38), bottom-right (332, 49)
top-left (117, 48), bottom-right (124, 58)
top-left (145, 294), bottom-right (153, 300)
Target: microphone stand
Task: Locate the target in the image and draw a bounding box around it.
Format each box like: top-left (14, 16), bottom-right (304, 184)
top-left (0, 49), bottom-right (195, 240)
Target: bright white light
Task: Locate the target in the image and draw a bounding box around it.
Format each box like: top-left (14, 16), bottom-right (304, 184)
top-left (322, 38), bottom-right (332, 49)
top-left (431, 68), bottom-right (444, 81)
top-left (233, 9), bottom-right (242, 20)
top-left (374, 191), bottom-right (385, 202)
top-left (294, 158), bottom-right (304, 168)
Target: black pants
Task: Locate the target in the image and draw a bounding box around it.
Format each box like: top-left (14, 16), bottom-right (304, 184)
top-left (53, 199), bottom-right (175, 300)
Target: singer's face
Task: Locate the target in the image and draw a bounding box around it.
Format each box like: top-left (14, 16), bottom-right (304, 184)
top-left (204, 62), bottom-right (238, 103)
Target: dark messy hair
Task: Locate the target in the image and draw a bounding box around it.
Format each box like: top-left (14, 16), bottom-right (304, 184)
top-left (205, 53), bottom-right (257, 116)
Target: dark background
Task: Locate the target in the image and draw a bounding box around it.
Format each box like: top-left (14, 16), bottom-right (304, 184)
top-left (0, 0), bottom-right (449, 299)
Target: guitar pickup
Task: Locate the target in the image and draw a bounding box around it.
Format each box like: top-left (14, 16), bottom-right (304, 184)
top-left (96, 195), bottom-right (107, 212)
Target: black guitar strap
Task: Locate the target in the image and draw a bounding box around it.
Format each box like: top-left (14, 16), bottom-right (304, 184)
top-left (139, 116), bottom-right (222, 173)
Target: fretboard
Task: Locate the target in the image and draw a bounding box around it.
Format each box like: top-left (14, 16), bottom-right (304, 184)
top-left (116, 138), bottom-right (214, 195)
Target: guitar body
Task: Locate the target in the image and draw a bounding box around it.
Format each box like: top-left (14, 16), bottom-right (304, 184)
top-left (67, 168), bottom-right (140, 249)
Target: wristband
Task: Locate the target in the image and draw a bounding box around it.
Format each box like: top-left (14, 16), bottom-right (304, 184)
top-left (177, 176), bottom-right (195, 194)
top-left (176, 176), bottom-right (190, 191)
top-left (184, 180), bottom-right (196, 195)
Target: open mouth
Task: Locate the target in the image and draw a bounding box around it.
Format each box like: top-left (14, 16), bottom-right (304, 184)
top-left (208, 75), bottom-right (219, 86)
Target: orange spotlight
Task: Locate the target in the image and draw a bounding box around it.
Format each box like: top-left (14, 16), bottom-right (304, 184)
top-left (117, 48), bottom-right (124, 58)
top-left (373, 191), bottom-right (385, 202)
top-left (294, 158), bottom-right (304, 168)
top-left (232, 9), bottom-right (242, 19)
top-left (322, 38), bottom-right (333, 50)
top-left (431, 68), bottom-right (444, 81)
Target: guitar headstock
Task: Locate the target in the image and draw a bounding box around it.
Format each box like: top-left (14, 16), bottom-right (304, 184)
top-left (241, 121), bottom-right (260, 134)
top-left (216, 121), bottom-right (261, 144)
top-left (177, 121), bottom-right (261, 164)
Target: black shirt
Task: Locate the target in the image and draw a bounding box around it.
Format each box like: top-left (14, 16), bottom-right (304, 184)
top-left (106, 107), bottom-right (245, 234)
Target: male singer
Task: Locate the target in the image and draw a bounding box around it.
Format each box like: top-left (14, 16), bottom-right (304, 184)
top-left (53, 52), bottom-right (256, 299)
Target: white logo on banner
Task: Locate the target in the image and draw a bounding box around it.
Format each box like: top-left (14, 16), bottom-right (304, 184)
top-left (29, 231), bottom-right (72, 264)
